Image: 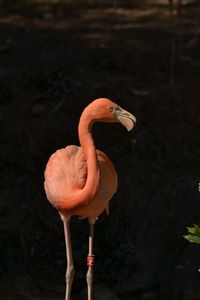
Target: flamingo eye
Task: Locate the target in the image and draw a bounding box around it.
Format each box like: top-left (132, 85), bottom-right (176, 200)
top-left (109, 106), bottom-right (121, 114)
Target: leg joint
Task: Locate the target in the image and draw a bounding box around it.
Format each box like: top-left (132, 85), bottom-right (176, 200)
top-left (65, 265), bottom-right (75, 281)
top-left (86, 268), bottom-right (94, 285)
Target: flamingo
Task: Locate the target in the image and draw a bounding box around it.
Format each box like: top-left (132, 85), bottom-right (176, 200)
top-left (44, 98), bottom-right (136, 300)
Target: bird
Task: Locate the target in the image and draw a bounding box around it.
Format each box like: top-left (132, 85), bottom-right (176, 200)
top-left (44, 98), bottom-right (136, 300)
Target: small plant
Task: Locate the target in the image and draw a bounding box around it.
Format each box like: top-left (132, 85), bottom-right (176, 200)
top-left (183, 225), bottom-right (200, 272)
top-left (183, 224), bottom-right (200, 245)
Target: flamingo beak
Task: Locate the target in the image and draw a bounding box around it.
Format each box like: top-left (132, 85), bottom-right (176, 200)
top-left (115, 107), bottom-right (136, 131)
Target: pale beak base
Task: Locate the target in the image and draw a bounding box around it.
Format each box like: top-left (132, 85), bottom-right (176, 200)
top-left (115, 107), bottom-right (136, 131)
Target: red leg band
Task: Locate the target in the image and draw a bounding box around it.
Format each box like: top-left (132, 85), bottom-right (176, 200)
top-left (87, 254), bottom-right (95, 267)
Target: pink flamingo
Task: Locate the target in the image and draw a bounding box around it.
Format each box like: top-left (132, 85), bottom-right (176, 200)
top-left (44, 98), bottom-right (136, 300)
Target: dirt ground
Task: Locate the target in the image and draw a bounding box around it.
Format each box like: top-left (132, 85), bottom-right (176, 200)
top-left (0, 0), bottom-right (200, 299)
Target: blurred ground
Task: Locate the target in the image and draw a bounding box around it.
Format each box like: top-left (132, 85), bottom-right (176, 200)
top-left (0, 0), bottom-right (200, 299)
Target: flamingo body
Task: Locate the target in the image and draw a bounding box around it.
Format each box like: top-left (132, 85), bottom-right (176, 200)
top-left (44, 145), bottom-right (118, 219)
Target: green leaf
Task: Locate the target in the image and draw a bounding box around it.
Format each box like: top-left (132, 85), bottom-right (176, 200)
top-left (186, 224), bottom-right (200, 236)
top-left (183, 234), bottom-right (200, 244)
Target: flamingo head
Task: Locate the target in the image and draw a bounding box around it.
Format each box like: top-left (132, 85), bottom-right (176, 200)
top-left (87, 98), bottom-right (136, 131)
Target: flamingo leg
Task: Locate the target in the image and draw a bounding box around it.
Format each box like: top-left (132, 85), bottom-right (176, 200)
top-left (62, 215), bottom-right (74, 300)
top-left (86, 219), bottom-right (95, 300)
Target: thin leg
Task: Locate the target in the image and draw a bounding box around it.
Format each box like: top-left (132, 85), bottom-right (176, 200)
top-left (62, 215), bottom-right (74, 300)
top-left (86, 218), bottom-right (96, 300)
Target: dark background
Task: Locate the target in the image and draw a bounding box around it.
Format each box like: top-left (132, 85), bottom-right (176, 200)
top-left (0, 0), bottom-right (200, 299)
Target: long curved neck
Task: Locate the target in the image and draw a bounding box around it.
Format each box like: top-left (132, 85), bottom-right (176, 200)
top-left (59, 107), bottom-right (100, 214)
top-left (75, 107), bottom-right (100, 205)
